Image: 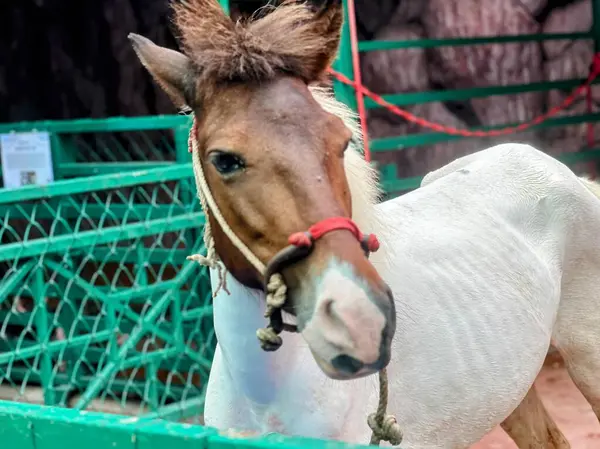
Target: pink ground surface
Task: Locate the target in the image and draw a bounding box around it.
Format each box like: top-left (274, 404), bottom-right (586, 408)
top-left (470, 357), bottom-right (600, 449)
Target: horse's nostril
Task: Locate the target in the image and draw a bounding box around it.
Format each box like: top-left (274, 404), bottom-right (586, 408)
top-left (331, 354), bottom-right (364, 374)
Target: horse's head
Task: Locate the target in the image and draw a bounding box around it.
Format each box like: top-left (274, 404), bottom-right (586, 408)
top-left (129, 0), bottom-right (395, 380)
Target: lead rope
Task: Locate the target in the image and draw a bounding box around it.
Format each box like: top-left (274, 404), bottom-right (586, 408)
top-left (186, 116), bottom-right (402, 446)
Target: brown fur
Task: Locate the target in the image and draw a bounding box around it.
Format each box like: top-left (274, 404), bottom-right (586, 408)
top-left (501, 387), bottom-right (570, 449)
top-left (172, 0), bottom-right (343, 88)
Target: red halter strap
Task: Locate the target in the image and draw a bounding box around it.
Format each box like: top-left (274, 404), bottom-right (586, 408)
top-left (288, 216), bottom-right (380, 254)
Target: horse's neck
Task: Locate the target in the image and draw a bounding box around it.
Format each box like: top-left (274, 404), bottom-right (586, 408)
top-left (209, 268), bottom-right (305, 405)
top-left (209, 267), bottom-right (377, 442)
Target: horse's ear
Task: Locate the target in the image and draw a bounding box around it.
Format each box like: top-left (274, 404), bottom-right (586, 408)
top-left (128, 33), bottom-right (194, 109)
top-left (248, 0), bottom-right (344, 83)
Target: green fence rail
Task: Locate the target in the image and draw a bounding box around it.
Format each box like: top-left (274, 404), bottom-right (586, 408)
top-left (328, 0), bottom-right (600, 195)
top-left (0, 400), bottom-right (373, 449)
top-left (0, 115), bottom-right (192, 181)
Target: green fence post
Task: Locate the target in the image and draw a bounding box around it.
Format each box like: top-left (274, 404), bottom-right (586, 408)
top-left (219, 0), bottom-right (230, 15)
top-left (332, 0), bottom-right (357, 112)
top-left (592, 0), bottom-right (600, 52)
top-left (32, 262), bottom-right (56, 406)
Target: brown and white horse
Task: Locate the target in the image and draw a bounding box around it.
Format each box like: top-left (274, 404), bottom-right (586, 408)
top-left (129, 1), bottom-right (600, 448)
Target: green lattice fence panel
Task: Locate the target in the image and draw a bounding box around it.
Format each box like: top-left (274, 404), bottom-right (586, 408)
top-left (0, 164), bottom-right (214, 423)
top-left (0, 116), bottom-right (191, 181)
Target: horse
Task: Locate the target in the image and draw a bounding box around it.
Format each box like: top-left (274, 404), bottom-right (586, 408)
top-left (128, 1), bottom-right (600, 448)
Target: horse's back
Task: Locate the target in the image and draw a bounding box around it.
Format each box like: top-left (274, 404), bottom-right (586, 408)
top-left (375, 143), bottom-right (600, 449)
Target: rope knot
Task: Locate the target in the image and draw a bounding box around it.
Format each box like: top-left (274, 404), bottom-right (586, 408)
top-left (256, 326), bottom-right (283, 351)
top-left (265, 273), bottom-right (287, 317)
top-left (187, 253), bottom-right (216, 268)
top-left (288, 231), bottom-right (313, 247)
top-left (367, 413), bottom-right (403, 446)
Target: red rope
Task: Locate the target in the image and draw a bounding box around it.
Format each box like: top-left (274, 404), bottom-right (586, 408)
top-left (345, 0), bottom-right (371, 162)
top-left (288, 216), bottom-right (380, 252)
top-left (328, 52), bottom-right (600, 140)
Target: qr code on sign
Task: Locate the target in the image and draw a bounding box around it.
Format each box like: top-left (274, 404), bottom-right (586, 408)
top-left (20, 171), bottom-right (37, 186)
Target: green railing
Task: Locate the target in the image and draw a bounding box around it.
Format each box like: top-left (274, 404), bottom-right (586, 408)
top-left (0, 400), bottom-right (372, 449)
top-left (0, 115), bottom-right (192, 180)
top-left (330, 0), bottom-right (600, 195)
top-left (0, 119), bottom-right (214, 422)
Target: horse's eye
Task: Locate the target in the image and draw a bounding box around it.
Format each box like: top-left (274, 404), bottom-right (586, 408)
top-left (208, 151), bottom-right (246, 176)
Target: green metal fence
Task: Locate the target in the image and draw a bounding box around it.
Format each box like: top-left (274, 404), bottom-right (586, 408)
top-left (330, 0), bottom-right (600, 196)
top-left (0, 400), bottom-right (373, 449)
top-left (0, 114), bottom-right (214, 423)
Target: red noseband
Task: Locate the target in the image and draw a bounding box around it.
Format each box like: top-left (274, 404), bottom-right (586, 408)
top-left (260, 216), bottom-right (381, 351)
top-left (288, 216), bottom-right (380, 254)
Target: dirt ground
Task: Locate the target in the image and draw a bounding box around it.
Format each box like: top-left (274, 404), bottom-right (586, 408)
top-left (471, 354), bottom-right (600, 449)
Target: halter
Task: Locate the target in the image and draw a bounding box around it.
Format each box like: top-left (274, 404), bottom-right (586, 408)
top-left (186, 117), bottom-right (381, 351)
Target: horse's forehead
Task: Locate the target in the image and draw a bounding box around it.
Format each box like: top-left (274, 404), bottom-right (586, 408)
top-left (256, 78), bottom-right (316, 105)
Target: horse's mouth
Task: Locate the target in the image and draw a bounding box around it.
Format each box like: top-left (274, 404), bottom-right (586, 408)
top-left (312, 351), bottom-right (379, 380)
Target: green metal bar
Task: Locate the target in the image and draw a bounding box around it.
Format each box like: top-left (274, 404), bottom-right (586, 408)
top-left (171, 290), bottom-right (185, 351)
top-left (31, 264), bottom-right (56, 406)
top-left (0, 203), bottom-right (190, 221)
top-left (4, 278), bottom-right (187, 305)
top-left (49, 133), bottom-right (64, 180)
top-left (332, 0), bottom-right (357, 112)
top-left (0, 163), bottom-right (194, 204)
top-left (364, 78), bottom-right (596, 108)
top-left (358, 32), bottom-right (592, 52)
top-left (0, 330), bottom-right (112, 365)
top-left (0, 115), bottom-right (191, 134)
top-left (379, 150), bottom-right (600, 195)
top-left (592, 0), bottom-right (600, 54)
top-left (72, 290), bottom-right (175, 411)
top-left (370, 112), bottom-right (600, 151)
top-left (219, 0), bottom-right (230, 16)
top-left (58, 161), bottom-right (174, 177)
top-left (0, 259), bottom-right (36, 299)
top-left (141, 395), bottom-right (205, 422)
top-left (559, 147), bottom-right (600, 164)
top-left (0, 212), bottom-right (205, 262)
top-left (147, 359), bottom-right (160, 412)
top-left (0, 400), bottom-right (219, 449)
top-left (381, 176), bottom-right (423, 194)
top-left (180, 305), bottom-right (213, 322)
top-left (114, 346), bottom-right (180, 372)
top-left (41, 260), bottom-right (200, 362)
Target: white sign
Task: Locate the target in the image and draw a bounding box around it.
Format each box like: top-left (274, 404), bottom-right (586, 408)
top-left (0, 131), bottom-right (55, 189)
